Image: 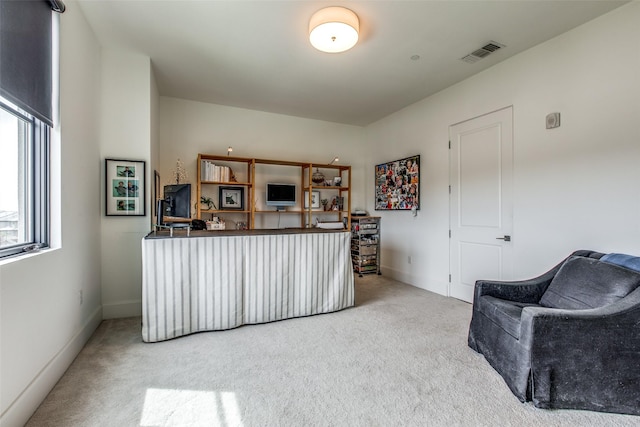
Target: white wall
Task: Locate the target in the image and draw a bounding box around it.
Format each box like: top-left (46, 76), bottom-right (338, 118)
top-left (0, 2), bottom-right (103, 424)
top-left (365, 3), bottom-right (640, 294)
top-left (100, 50), bottom-right (154, 319)
top-left (150, 66), bottom-right (160, 228)
top-left (158, 97), bottom-right (366, 228)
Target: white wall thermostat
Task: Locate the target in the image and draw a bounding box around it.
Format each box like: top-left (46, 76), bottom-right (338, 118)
top-left (546, 112), bottom-right (561, 129)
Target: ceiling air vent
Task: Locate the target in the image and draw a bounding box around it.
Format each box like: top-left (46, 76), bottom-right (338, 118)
top-left (460, 41), bottom-right (505, 64)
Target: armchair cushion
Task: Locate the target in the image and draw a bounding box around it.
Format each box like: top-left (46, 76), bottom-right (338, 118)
top-left (601, 252), bottom-right (640, 272)
top-left (539, 256), bottom-right (640, 309)
top-left (477, 296), bottom-right (538, 339)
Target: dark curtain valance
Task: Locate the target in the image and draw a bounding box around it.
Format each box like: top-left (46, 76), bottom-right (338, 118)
top-left (49, 1), bottom-right (66, 13)
top-left (0, 0), bottom-right (65, 127)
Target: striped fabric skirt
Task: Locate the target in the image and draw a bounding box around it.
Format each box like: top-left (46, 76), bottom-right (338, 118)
top-left (142, 231), bottom-right (355, 342)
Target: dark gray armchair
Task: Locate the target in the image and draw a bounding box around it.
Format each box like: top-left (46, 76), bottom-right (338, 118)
top-left (468, 250), bottom-right (640, 415)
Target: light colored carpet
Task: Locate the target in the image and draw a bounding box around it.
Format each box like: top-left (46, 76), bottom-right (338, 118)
top-left (27, 276), bottom-right (639, 426)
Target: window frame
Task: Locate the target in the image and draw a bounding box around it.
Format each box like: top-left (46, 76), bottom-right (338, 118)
top-left (0, 98), bottom-right (50, 259)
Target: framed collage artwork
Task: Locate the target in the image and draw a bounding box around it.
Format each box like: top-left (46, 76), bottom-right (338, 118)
top-left (105, 158), bottom-right (146, 216)
top-left (375, 155), bottom-right (419, 211)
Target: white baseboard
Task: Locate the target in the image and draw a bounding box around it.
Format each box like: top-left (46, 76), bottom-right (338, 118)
top-left (0, 306), bottom-right (102, 427)
top-left (102, 299), bottom-right (141, 319)
top-left (380, 265), bottom-right (449, 297)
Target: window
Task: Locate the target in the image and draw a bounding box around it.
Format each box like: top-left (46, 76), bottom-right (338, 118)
top-left (0, 0), bottom-right (62, 259)
top-left (0, 98), bottom-right (49, 258)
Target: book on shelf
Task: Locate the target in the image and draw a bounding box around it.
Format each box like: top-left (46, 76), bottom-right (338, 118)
top-left (201, 160), bottom-right (231, 182)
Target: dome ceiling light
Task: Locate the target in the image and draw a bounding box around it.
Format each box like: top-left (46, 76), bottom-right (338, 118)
top-left (309, 6), bottom-right (359, 53)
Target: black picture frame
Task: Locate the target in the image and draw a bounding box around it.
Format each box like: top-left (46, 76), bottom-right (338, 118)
top-left (375, 155), bottom-right (420, 211)
top-left (105, 158), bottom-right (146, 216)
top-left (153, 170), bottom-right (160, 217)
top-left (219, 186), bottom-right (244, 210)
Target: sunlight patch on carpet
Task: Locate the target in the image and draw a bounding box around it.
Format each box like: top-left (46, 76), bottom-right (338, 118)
top-left (140, 388), bottom-right (243, 426)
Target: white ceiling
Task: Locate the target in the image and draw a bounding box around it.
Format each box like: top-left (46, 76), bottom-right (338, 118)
top-left (77, 1), bottom-right (626, 126)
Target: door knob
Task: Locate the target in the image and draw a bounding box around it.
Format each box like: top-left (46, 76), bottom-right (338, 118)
top-left (496, 235), bottom-right (511, 242)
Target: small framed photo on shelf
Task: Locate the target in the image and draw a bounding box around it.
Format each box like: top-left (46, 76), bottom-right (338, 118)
top-left (219, 186), bottom-right (244, 210)
top-left (304, 190), bottom-right (321, 209)
top-left (105, 158), bottom-right (146, 216)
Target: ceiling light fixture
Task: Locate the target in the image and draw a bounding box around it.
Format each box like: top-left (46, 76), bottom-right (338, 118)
top-left (309, 7), bottom-right (359, 53)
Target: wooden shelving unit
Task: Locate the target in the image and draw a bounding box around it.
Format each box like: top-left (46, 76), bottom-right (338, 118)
top-left (197, 154), bottom-right (351, 230)
top-left (302, 164), bottom-right (351, 229)
top-left (196, 154), bottom-right (255, 228)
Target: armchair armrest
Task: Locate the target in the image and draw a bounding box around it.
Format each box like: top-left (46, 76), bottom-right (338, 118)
top-left (473, 277), bottom-right (552, 305)
top-left (519, 287), bottom-right (640, 413)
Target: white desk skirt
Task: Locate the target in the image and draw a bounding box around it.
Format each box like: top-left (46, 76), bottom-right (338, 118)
top-left (142, 231), bottom-right (354, 342)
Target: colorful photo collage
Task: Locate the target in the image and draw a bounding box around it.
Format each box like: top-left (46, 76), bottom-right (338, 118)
top-left (375, 155), bottom-right (419, 211)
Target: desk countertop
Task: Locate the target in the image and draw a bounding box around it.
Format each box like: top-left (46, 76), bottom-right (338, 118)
top-left (145, 227), bottom-right (347, 239)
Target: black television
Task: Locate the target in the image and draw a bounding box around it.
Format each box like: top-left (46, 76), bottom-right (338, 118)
top-left (164, 184), bottom-right (191, 218)
top-left (266, 183), bottom-right (296, 210)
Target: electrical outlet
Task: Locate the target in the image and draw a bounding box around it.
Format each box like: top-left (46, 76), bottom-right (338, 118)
top-left (79, 290), bottom-right (83, 305)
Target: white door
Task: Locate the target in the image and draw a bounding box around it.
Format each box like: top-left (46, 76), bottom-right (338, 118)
top-left (449, 107), bottom-right (514, 303)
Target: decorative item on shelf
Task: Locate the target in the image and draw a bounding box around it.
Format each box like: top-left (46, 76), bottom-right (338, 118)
top-left (304, 190), bottom-right (321, 209)
top-left (312, 168), bottom-right (325, 185)
top-left (328, 196), bottom-right (343, 211)
top-left (200, 196), bottom-right (216, 210)
top-left (333, 176), bottom-right (342, 186)
top-left (324, 179), bottom-right (333, 187)
top-left (171, 158), bottom-right (189, 184)
top-left (330, 197), bottom-right (338, 211)
top-left (316, 221), bottom-right (345, 229)
top-left (321, 198), bottom-right (329, 211)
top-left (206, 217), bottom-right (225, 230)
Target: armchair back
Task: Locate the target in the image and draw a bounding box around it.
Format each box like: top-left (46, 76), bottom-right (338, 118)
top-left (539, 256), bottom-right (640, 309)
